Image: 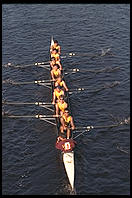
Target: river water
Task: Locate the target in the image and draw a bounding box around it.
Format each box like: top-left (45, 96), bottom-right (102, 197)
top-left (2, 4), bottom-right (130, 195)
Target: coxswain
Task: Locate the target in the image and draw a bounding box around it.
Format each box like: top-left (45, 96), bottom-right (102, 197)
top-left (56, 136), bottom-right (76, 152)
top-left (51, 64), bottom-right (61, 81)
top-left (55, 76), bottom-right (68, 92)
top-left (60, 109), bottom-right (75, 139)
top-left (52, 85), bottom-right (65, 104)
top-left (56, 135), bottom-right (66, 144)
top-left (62, 138), bottom-right (76, 152)
top-left (51, 48), bottom-right (60, 62)
top-left (50, 57), bottom-right (62, 70)
top-left (55, 96), bottom-right (68, 116)
top-left (50, 40), bottom-right (61, 54)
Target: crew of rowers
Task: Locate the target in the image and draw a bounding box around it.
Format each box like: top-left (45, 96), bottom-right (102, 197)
top-left (50, 40), bottom-right (75, 141)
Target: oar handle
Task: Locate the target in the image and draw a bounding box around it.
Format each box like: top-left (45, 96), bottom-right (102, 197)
top-left (75, 126), bottom-right (94, 130)
top-left (36, 114), bottom-right (60, 118)
top-left (35, 62), bottom-right (50, 65)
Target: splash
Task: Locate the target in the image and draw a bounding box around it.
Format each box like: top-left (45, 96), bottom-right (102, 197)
top-left (101, 48), bottom-right (111, 56)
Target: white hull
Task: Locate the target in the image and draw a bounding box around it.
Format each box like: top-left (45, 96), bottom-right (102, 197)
top-left (63, 151), bottom-right (74, 190)
top-left (51, 36), bottom-right (54, 47)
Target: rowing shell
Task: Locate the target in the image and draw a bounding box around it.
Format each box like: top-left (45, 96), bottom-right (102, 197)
top-left (50, 36), bottom-right (75, 190)
top-left (63, 151), bottom-right (74, 190)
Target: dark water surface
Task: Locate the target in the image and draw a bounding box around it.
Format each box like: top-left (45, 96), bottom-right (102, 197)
top-left (2, 4), bottom-right (130, 195)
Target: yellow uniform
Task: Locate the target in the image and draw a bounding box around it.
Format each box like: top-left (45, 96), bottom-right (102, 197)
top-left (59, 81), bottom-right (64, 87)
top-left (51, 53), bottom-right (60, 61)
top-left (55, 80), bottom-right (65, 88)
top-left (51, 44), bottom-right (60, 52)
top-left (63, 115), bottom-right (72, 127)
top-left (58, 101), bottom-right (67, 112)
top-left (54, 89), bottom-right (64, 99)
top-left (54, 45), bottom-right (60, 51)
top-left (53, 69), bottom-right (60, 78)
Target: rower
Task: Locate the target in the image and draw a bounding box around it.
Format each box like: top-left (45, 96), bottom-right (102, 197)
top-left (51, 64), bottom-right (61, 81)
top-left (50, 57), bottom-right (62, 70)
top-left (60, 109), bottom-right (75, 139)
top-left (52, 85), bottom-right (65, 104)
top-left (55, 96), bottom-right (68, 116)
top-left (55, 76), bottom-right (68, 92)
top-left (50, 57), bottom-right (56, 69)
top-left (51, 48), bottom-right (60, 62)
top-left (50, 40), bottom-right (61, 54)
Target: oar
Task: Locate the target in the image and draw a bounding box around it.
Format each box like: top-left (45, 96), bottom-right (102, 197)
top-left (64, 66), bottom-right (120, 75)
top-left (74, 117), bottom-right (130, 139)
top-left (36, 64), bottom-right (51, 70)
top-left (61, 49), bottom-right (115, 59)
top-left (3, 79), bottom-right (54, 85)
top-left (2, 113), bottom-right (60, 126)
top-left (75, 123), bottom-right (120, 130)
top-left (2, 101), bottom-right (53, 105)
top-left (75, 118), bottom-right (130, 130)
top-left (3, 114), bottom-right (60, 118)
top-left (2, 101), bottom-right (54, 112)
top-left (61, 52), bottom-right (99, 58)
top-left (69, 81), bottom-right (120, 95)
top-left (64, 68), bottom-right (80, 75)
top-left (2, 61), bottom-right (50, 68)
top-left (68, 88), bottom-right (85, 94)
top-left (64, 66), bottom-right (120, 79)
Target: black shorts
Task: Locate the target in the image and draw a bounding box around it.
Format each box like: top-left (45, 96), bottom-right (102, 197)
top-left (58, 131), bottom-right (66, 138)
top-left (64, 124), bottom-right (71, 129)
